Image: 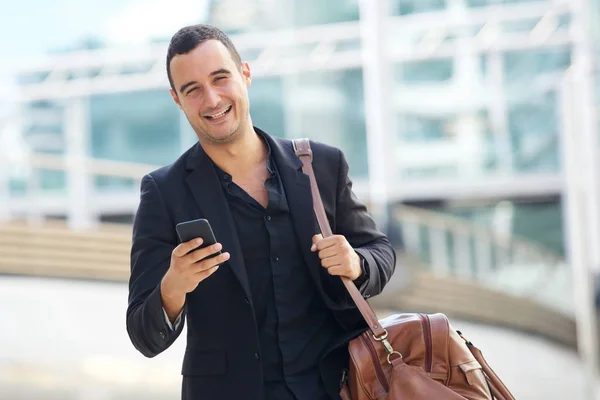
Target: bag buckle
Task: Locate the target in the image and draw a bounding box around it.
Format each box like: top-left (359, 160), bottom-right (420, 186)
top-left (372, 329), bottom-right (388, 342)
top-left (373, 329), bottom-right (403, 363)
top-left (292, 139), bottom-right (313, 160)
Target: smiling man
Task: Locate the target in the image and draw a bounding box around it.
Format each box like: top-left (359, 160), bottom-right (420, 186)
top-left (126, 24), bottom-right (396, 400)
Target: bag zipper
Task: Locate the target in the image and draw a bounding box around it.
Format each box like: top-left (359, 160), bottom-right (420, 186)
top-left (340, 368), bottom-right (348, 389)
top-left (360, 333), bottom-right (390, 392)
top-left (419, 313), bottom-right (433, 372)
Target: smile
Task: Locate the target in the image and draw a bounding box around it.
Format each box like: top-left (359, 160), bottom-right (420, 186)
top-left (204, 105), bottom-right (232, 120)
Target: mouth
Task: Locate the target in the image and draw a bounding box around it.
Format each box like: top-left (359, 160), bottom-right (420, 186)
top-left (204, 105), bottom-right (233, 122)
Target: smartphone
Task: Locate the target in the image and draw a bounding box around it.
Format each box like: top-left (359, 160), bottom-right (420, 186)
top-left (175, 218), bottom-right (221, 260)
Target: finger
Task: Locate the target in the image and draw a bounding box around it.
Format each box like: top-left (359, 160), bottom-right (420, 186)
top-left (193, 252), bottom-right (230, 273)
top-left (310, 234), bottom-right (324, 251)
top-left (317, 246), bottom-right (338, 260)
top-left (312, 236), bottom-right (339, 252)
top-left (173, 238), bottom-right (204, 257)
top-left (320, 255), bottom-right (343, 268)
top-left (197, 264), bottom-right (220, 281)
top-left (325, 265), bottom-right (347, 277)
top-left (187, 243), bottom-right (223, 264)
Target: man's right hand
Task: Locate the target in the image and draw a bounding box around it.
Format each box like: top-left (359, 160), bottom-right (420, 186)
top-left (160, 238), bottom-right (230, 323)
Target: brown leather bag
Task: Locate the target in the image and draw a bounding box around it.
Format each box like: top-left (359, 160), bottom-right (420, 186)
top-left (293, 139), bottom-right (516, 400)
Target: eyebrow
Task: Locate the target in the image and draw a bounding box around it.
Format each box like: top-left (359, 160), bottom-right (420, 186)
top-left (179, 69), bottom-right (232, 94)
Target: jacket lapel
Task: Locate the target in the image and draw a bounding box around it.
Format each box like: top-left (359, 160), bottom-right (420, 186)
top-left (266, 135), bottom-right (323, 287)
top-left (184, 143), bottom-right (252, 301)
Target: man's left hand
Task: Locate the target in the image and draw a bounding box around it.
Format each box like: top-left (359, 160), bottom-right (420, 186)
top-left (311, 234), bottom-right (362, 281)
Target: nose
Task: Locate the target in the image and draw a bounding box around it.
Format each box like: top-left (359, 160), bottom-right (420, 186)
top-left (203, 86), bottom-right (220, 110)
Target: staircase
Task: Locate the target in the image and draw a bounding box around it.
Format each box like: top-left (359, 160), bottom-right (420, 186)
top-left (0, 220), bottom-right (131, 282)
top-left (0, 206), bottom-right (576, 347)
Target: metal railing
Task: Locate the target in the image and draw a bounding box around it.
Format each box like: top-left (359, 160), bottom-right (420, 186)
top-left (394, 204), bottom-right (572, 316)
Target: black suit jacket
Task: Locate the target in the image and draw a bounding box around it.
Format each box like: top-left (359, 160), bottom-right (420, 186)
top-left (126, 132), bottom-right (396, 400)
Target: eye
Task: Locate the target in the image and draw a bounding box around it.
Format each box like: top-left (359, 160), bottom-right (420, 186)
top-left (186, 87), bottom-right (198, 95)
top-left (215, 76), bottom-right (227, 82)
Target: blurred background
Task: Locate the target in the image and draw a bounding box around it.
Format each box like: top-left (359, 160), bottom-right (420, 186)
top-left (1, 0), bottom-right (600, 398)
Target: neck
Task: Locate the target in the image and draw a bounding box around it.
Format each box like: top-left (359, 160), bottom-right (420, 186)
top-left (201, 126), bottom-right (266, 175)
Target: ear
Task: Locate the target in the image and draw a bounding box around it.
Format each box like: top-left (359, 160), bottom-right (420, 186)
top-left (170, 89), bottom-right (182, 110)
top-left (241, 62), bottom-right (252, 88)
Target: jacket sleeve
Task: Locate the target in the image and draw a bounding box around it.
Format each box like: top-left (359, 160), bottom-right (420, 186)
top-left (333, 149), bottom-right (397, 300)
top-left (126, 174), bottom-right (185, 358)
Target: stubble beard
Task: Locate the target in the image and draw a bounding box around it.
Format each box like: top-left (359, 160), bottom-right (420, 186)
top-left (189, 112), bottom-right (246, 146)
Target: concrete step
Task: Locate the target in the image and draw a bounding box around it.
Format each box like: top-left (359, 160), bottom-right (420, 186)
top-left (370, 269), bottom-right (576, 348)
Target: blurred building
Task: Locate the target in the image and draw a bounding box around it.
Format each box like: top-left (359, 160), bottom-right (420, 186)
top-left (0, 0), bottom-right (594, 254)
top-left (3, 2), bottom-right (600, 397)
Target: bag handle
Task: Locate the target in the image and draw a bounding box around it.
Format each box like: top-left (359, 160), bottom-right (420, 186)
top-left (293, 138), bottom-right (387, 339)
top-left (457, 331), bottom-right (516, 400)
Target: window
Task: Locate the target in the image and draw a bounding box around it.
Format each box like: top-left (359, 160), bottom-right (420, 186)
top-left (391, 0), bottom-right (446, 15)
top-left (396, 59), bottom-right (454, 83)
top-left (400, 115), bottom-right (449, 142)
top-left (508, 91), bottom-right (559, 172)
top-left (504, 49), bottom-right (571, 81)
top-left (90, 90), bottom-right (180, 166)
top-left (248, 76), bottom-right (286, 139)
top-left (208, 0), bottom-right (359, 32)
top-left (468, 0), bottom-right (546, 7)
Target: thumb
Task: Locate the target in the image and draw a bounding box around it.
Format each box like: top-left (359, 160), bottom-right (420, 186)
top-left (311, 234), bottom-right (323, 251)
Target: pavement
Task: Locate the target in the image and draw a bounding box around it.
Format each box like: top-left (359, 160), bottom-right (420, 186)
top-left (0, 275), bottom-right (592, 399)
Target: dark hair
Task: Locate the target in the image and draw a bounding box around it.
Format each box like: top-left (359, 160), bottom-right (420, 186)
top-left (166, 24), bottom-right (242, 93)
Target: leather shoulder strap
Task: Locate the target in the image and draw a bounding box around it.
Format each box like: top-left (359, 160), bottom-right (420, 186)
top-left (292, 138), bottom-right (386, 338)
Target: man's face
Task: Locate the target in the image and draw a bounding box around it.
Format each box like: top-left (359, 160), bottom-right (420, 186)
top-left (169, 40), bottom-right (252, 145)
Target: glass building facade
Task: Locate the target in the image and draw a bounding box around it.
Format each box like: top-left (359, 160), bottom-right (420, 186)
top-left (4, 0), bottom-right (597, 252)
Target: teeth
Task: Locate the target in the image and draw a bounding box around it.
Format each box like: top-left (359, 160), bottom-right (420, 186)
top-left (207, 106), bottom-right (231, 119)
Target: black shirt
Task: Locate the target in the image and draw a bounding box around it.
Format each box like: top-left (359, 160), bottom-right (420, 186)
top-left (213, 135), bottom-right (343, 400)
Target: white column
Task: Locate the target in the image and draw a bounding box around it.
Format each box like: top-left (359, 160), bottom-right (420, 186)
top-left (358, 0), bottom-right (391, 229)
top-left (572, 0), bottom-right (600, 274)
top-left (449, 0), bottom-right (488, 179)
top-left (559, 67), bottom-right (599, 400)
top-left (569, 1), bottom-right (600, 397)
top-left (65, 97), bottom-right (95, 230)
top-left (487, 51), bottom-right (513, 174)
top-left (453, 114), bottom-right (483, 178)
